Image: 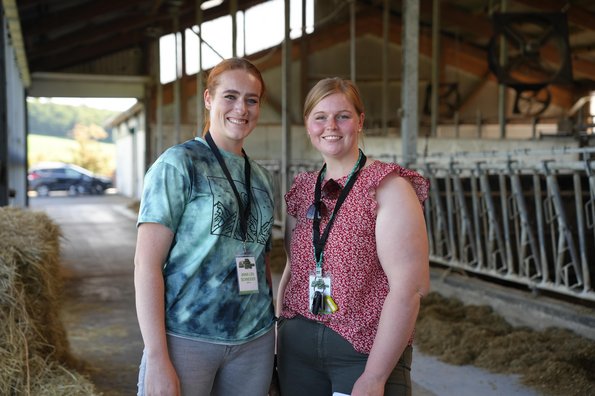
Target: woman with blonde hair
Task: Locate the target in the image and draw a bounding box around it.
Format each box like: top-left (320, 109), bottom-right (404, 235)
top-left (277, 77), bottom-right (430, 396)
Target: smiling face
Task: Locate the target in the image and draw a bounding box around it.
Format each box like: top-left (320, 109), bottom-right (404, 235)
top-left (305, 92), bottom-right (364, 160)
top-left (204, 69), bottom-right (262, 154)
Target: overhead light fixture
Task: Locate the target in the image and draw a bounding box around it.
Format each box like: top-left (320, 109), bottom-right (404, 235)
top-left (201, 0), bottom-right (224, 10)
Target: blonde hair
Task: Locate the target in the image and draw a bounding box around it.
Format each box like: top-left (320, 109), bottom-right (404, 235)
top-left (303, 77), bottom-right (364, 120)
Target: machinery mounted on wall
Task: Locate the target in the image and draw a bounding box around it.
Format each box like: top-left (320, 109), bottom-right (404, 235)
top-left (488, 12), bottom-right (573, 118)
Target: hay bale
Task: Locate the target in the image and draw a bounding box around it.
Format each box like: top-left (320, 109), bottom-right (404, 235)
top-left (0, 207), bottom-right (100, 395)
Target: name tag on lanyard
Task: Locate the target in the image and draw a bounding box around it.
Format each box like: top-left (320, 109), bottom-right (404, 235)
top-left (236, 251), bottom-right (259, 295)
top-left (309, 273), bottom-right (337, 314)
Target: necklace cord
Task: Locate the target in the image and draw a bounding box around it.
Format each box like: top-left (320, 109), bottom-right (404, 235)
top-left (312, 149), bottom-right (367, 268)
top-left (205, 132), bottom-right (252, 241)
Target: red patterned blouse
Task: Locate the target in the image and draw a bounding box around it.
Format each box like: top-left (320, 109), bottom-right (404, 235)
top-left (281, 160), bottom-right (429, 354)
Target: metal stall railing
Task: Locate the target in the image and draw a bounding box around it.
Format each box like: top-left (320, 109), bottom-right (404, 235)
top-left (419, 147), bottom-right (595, 303)
top-left (258, 160), bottom-right (321, 225)
top-left (259, 146), bottom-right (595, 303)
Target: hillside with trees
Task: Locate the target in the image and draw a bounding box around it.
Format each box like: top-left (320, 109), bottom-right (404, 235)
top-left (27, 99), bottom-right (120, 176)
top-left (27, 99), bottom-right (118, 142)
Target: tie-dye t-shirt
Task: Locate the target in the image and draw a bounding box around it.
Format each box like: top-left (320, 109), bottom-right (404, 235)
top-left (138, 137), bottom-right (276, 344)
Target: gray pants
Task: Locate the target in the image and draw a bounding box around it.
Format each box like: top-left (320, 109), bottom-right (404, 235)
top-left (137, 329), bottom-right (275, 396)
top-left (277, 316), bottom-right (412, 396)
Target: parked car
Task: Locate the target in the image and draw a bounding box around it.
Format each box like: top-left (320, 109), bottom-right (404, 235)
top-left (28, 162), bottom-right (113, 196)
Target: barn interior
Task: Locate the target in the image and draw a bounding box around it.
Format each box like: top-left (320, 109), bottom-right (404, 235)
top-left (1, 0), bottom-right (594, 394)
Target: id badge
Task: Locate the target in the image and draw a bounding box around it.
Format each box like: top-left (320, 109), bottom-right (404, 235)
top-left (236, 252), bottom-right (259, 295)
top-left (309, 273), bottom-right (337, 315)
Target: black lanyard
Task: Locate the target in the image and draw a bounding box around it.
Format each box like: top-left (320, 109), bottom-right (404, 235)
top-left (205, 132), bottom-right (252, 241)
top-left (312, 150), bottom-right (366, 270)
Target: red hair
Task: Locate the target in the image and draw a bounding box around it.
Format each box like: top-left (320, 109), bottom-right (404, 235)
top-left (202, 57), bottom-right (266, 135)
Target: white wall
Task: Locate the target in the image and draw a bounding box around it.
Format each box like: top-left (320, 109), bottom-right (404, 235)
top-left (114, 112), bottom-right (146, 199)
top-left (241, 122), bottom-right (575, 165)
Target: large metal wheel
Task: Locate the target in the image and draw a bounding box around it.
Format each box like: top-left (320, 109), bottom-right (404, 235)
top-left (488, 13), bottom-right (573, 86)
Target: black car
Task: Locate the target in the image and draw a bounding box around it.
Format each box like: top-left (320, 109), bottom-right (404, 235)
top-left (28, 162), bottom-right (113, 196)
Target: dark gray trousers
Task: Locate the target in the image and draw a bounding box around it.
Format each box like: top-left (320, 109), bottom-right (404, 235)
top-left (277, 316), bottom-right (412, 396)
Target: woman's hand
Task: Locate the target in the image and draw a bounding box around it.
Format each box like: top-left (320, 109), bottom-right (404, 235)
top-left (144, 354), bottom-right (181, 396)
top-left (350, 372), bottom-right (385, 396)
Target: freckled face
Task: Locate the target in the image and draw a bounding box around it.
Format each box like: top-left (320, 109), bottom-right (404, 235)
top-left (306, 93), bottom-right (364, 159)
top-left (204, 69), bottom-right (262, 154)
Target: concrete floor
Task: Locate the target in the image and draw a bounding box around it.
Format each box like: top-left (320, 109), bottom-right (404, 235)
top-left (29, 192), bottom-right (552, 396)
top-left (30, 192), bottom-right (141, 395)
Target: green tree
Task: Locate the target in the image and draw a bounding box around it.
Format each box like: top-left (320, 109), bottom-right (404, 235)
top-left (70, 123), bottom-right (113, 175)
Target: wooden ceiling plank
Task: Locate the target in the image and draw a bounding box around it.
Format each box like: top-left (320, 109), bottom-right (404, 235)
top-left (24, 0), bottom-right (266, 66)
top-left (421, 0), bottom-right (493, 39)
top-left (513, 0), bottom-right (595, 31)
top-left (28, 12), bottom-right (169, 61)
top-left (31, 29), bottom-right (148, 72)
top-left (22, 0), bottom-right (149, 37)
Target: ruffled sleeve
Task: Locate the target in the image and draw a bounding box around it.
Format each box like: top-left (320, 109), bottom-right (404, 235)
top-left (397, 166), bottom-right (429, 204)
top-left (365, 162), bottom-right (429, 211)
top-left (284, 172), bottom-right (313, 218)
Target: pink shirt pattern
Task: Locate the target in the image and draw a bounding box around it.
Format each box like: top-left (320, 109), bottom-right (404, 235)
top-left (281, 160), bottom-right (429, 354)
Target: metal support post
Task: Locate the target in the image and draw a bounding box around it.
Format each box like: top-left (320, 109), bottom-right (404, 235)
top-left (430, 0), bottom-right (440, 137)
top-left (350, 0), bottom-right (356, 83)
top-left (281, 0), bottom-right (292, 228)
top-left (196, 0), bottom-right (204, 134)
top-left (0, 10), bottom-right (9, 206)
top-left (401, 0), bottom-right (420, 166)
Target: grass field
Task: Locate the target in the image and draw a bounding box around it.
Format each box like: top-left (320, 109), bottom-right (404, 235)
top-left (28, 134), bottom-right (115, 176)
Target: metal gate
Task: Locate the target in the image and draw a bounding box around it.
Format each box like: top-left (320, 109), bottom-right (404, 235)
top-left (420, 147), bottom-right (594, 302)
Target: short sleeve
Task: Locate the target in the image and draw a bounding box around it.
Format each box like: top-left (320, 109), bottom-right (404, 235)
top-left (365, 162), bottom-right (429, 213)
top-left (398, 167), bottom-right (429, 204)
top-left (284, 172), bottom-right (308, 218)
top-left (137, 158), bottom-right (191, 233)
